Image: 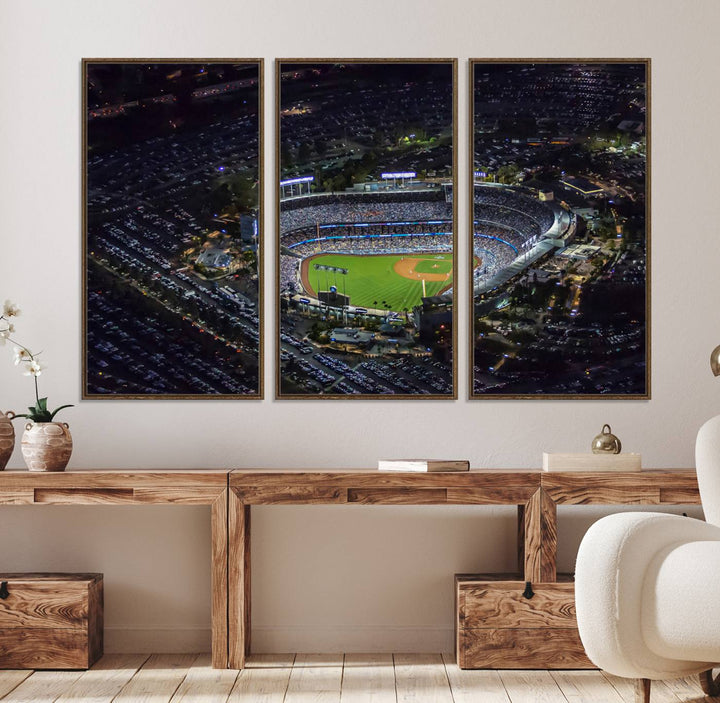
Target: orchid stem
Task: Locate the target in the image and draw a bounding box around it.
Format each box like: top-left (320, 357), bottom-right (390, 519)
top-left (1, 316), bottom-right (40, 405)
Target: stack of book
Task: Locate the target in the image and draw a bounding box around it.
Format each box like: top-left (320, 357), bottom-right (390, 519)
top-left (377, 459), bottom-right (470, 472)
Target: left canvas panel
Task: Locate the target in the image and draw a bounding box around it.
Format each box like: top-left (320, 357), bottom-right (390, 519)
top-left (83, 60), bottom-right (263, 398)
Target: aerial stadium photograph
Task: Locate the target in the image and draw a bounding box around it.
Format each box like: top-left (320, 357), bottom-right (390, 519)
top-left (277, 60), bottom-right (457, 398)
top-left (470, 60), bottom-right (649, 398)
top-left (83, 60), bottom-right (262, 397)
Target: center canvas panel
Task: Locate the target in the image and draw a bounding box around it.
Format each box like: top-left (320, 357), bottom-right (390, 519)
top-left (277, 60), bottom-right (457, 398)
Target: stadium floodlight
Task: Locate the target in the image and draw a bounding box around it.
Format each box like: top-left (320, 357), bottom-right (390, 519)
top-left (279, 176), bottom-right (314, 186)
top-left (381, 172), bottom-right (416, 179)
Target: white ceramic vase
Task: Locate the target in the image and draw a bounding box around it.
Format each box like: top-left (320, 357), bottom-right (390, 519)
top-left (21, 421), bottom-right (73, 472)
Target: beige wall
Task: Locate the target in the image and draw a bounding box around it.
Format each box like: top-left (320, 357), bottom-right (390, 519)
top-left (1, 0), bottom-right (718, 652)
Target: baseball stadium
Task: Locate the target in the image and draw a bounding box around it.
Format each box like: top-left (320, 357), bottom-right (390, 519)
top-left (279, 184), bottom-right (573, 314)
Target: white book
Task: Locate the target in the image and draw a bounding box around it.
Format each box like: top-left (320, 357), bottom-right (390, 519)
top-left (377, 459), bottom-right (470, 472)
top-left (542, 452), bottom-right (642, 472)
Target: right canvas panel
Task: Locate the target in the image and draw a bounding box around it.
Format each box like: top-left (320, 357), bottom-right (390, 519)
top-left (470, 60), bottom-right (649, 398)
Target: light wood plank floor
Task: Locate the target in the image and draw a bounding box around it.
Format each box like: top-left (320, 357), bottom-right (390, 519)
top-left (0, 654), bottom-right (712, 703)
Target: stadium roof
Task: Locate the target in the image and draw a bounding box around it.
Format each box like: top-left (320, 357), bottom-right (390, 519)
top-left (197, 248), bottom-right (232, 269)
top-left (330, 328), bottom-right (374, 344)
top-left (560, 176), bottom-right (605, 195)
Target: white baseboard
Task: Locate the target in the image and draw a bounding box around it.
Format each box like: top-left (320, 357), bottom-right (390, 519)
top-left (251, 625), bottom-right (455, 653)
top-left (105, 625), bottom-right (454, 654)
top-left (104, 626), bottom-right (211, 653)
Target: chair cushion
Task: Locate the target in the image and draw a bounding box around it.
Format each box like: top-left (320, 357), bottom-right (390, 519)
top-left (643, 540), bottom-right (720, 662)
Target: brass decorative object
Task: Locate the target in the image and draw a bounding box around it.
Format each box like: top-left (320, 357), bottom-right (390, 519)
top-left (0, 411), bottom-right (15, 470)
top-left (711, 344), bottom-right (720, 377)
top-left (592, 424), bottom-right (622, 455)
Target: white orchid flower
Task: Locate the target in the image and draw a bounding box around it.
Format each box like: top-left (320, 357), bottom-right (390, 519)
top-left (13, 347), bottom-right (31, 365)
top-left (23, 359), bottom-right (44, 377)
top-left (0, 323), bottom-right (13, 344)
top-left (3, 300), bottom-right (21, 318)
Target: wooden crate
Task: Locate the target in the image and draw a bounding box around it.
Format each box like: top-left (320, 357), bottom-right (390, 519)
top-left (455, 573), bottom-right (594, 669)
top-left (0, 573), bottom-right (103, 669)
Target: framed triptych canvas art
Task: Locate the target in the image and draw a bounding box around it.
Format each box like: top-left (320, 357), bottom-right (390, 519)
top-left (81, 58), bottom-right (648, 401)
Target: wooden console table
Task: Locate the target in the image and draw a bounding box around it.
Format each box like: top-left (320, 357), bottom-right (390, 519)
top-left (228, 469), bottom-right (700, 669)
top-left (0, 470), bottom-right (229, 668)
top-left (0, 468), bottom-right (702, 670)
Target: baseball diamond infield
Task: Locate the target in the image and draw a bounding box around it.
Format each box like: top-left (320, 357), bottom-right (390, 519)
top-left (301, 252), bottom-right (455, 311)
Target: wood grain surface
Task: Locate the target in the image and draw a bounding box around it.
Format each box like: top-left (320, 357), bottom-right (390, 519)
top-left (284, 653), bottom-right (343, 703)
top-left (394, 653), bottom-right (454, 703)
top-left (228, 654), bottom-right (294, 703)
top-left (231, 470), bottom-right (541, 490)
top-left (0, 629), bottom-right (92, 670)
top-left (499, 670), bottom-right (574, 703)
top-left (550, 669), bottom-right (626, 703)
top-left (228, 495), bottom-right (251, 670)
top-left (458, 581), bottom-right (576, 629)
top-left (347, 488), bottom-right (448, 504)
top-left (0, 669), bottom-right (84, 702)
top-left (112, 653), bottom-right (199, 703)
top-left (541, 471), bottom-right (699, 505)
top-left (520, 488), bottom-right (557, 582)
top-left (1, 467), bottom-right (700, 673)
top-left (54, 653), bottom-right (149, 702)
top-left (0, 472), bottom-right (227, 669)
top-left (5, 652), bottom-right (711, 702)
top-left (166, 653), bottom-right (238, 702)
top-left (0, 574), bottom-right (103, 670)
top-left (0, 470), bottom-right (227, 490)
top-left (235, 486), bottom-right (346, 504)
top-left (459, 628), bottom-right (593, 669)
top-left (0, 672), bottom-right (32, 699)
top-left (0, 580), bottom-right (90, 629)
top-left (441, 653), bottom-right (511, 703)
top-left (341, 653), bottom-right (396, 703)
top-left (211, 491), bottom-right (228, 670)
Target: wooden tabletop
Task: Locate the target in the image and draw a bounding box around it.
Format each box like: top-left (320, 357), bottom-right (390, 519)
top-left (0, 469), bottom-right (228, 505)
top-left (229, 468), bottom-right (700, 506)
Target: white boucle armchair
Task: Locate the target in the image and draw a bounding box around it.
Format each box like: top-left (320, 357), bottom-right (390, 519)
top-left (575, 415), bottom-right (720, 702)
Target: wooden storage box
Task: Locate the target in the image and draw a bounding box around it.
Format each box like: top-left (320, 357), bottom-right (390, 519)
top-left (455, 573), bottom-right (594, 669)
top-left (0, 573), bottom-right (103, 669)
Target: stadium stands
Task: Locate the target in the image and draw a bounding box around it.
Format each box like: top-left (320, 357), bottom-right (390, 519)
top-left (278, 186), bottom-right (561, 298)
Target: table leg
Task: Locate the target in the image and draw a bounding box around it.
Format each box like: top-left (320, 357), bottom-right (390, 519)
top-left (228, 489), bottom-right (251, 669)
top-left (211, 489), bottom-right (228, 668)
top-left (518, 488), bottom-right (557, 582)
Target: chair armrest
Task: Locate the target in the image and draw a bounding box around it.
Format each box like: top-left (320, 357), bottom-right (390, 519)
top-left (575, 512), bottom-right (720, 679)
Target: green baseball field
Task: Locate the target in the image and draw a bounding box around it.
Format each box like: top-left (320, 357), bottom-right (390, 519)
top-left (302, 252), bottom-right (454, 311)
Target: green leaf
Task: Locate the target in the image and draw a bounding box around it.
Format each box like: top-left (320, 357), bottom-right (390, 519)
top-left (28, 406), bottom-right (37, 415)
top-left (37, 397), bottom-right (48, 412)
top-left (49, 405), bottom-right (73, 421)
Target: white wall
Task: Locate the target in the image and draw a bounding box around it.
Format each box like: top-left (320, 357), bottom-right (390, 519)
top-left (1, 0), bottom-right (718, 653)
